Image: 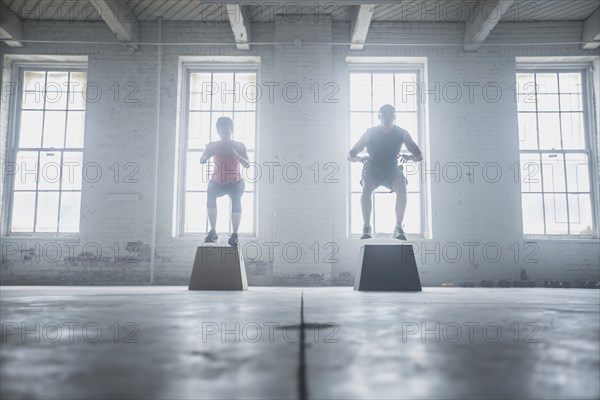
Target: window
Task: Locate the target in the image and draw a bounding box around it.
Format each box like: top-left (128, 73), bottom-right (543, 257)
top-left (179, 67), bottom-right (257, 235)
top-left (7, 68), bottom-right (86, 234)
top-left (348, 69), bottom-right (425, 236)
top-left (517, 69), bottom-right (596, 237)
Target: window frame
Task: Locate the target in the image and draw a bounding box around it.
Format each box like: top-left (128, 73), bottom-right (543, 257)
top-left (176, 62), bottom-right (260, 238)
top-left (517, 63), bottom-right (599, 240)
top-left (3, 62), bottom-right (88, 238)
top-left (346, 63), bottom-right (429, 239)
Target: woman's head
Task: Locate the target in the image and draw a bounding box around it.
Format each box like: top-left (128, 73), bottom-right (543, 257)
top-left (216, 117), bottom-right (234, 141)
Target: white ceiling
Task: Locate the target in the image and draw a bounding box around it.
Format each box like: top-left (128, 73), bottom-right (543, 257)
top-left (4, 0), bottom-right (599, 22)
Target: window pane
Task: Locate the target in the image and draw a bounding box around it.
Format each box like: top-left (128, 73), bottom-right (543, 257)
top-left (561, 112), bottom-right (585, 150)
top-left (70, 72), bottom-right (87, 92)
top-left (68, 91), bottom-right (86, 111)
top-left (516, 73), bottom-right (535, 94)
top-left (373, 192), bottom-right (395, 234)
top-left (520, 153), bottom-right (542, 192)
top-left (349, 73), bottom-right (372, 111)
top-left (22, 91), bottom-right (44, 110)
top-left (43, 111), bottom-right (66, 148)
top-left (190, 73), bottom-right (213, 111)
top-left (62, 152), bottom-right (83, 190)
top-left (559, 73), bottom-right (581, 93)
top-left (238, 193), bottom-right (254, 234)
top-left (350, 193), bottom-right (364, 234)
top-left (36, 191), bottom-right (60, 232)
top-left (233, 112), bottom-right (256, 149)
top-left (186, 152), bottom-right (204, 191)
top-left (243, 151), bottom-right (256, 193)
top-left (568, 194), bottom-right (593, 235)
top-left (11, 192), bottom-right (36, 232)
top-left (351, 161), bottom-right (363, 193)
top-left (65, 111), bottom-right (85, 148)
top-left (536, 93), bottom-right (559, 112)
top-left (536, 73), bottom-right (558, 93)
top-left (395, 73), bottom-right (417, 112)
top-left (59, 192), bottom-right (81, 233)
top-left (24, 71), bottom-right (45, 91)
top-left (399, 112), bottom-right (417, 138)
top-left (544, 193), bottom-right (568, 235)
top-left (14, 151), bottom-right (38, 191)
top-left (541, 153), bottom-right (566, 193)
top-left (188, 112), bottom-right (212, 149)
top-left (19, 110), bottom-right (44, 148)
top-left (405, 163), bottom-right (420, 193)
top-left (235, 73), bottom-right (257, 112)
top-left (405, 193), bottom-right (421, 235)
top-left (349, 112), bottom-right (373, 146)
top-left (38, 152), bottom-right (61, 191)
top-left (517, 93), bottom-right (536, 112)
top-left (372, 74), bottom-right (394, 110)
top-left (537, 113), bottom-right (561, 150)
top-left (522, 193), bottom-right (544, 235)
top-left (45, 89), bottom-right (67, 110)
top-left (46, 72), bottom-right (69, 93)
top-left (212, 73), bottom-right (235, 112)
top-left (559, 93), bottom-right (582, 112)
top-left (185, 192), bottom-right (207, 233)
top-left (565, 153), bottom-right (590, 193)
top-left (518, 113), bottom-right (538, 149)
top-left (216, 196), bottom-right (230, 233)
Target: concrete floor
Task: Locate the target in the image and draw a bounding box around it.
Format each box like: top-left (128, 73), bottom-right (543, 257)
top-left (1, 287), bottom-right (598, 400)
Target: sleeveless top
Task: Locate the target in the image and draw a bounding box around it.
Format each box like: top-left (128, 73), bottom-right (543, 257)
top-left (211, 141), bottom-right (242, 184)
top-left (366, 126), bottom-right (406, 170)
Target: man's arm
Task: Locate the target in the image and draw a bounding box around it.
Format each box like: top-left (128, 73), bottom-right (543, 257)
top-left (348, 131), bottom-right (370, 163)
top-left (200, 143), bottom-right (216, 164)
top-left (400, 131), bottom-right (423, 162)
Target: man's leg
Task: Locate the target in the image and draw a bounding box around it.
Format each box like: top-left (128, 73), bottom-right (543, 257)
top-left (392, 175), bottom-right (408, 239)
top-left (361, 178), bottom-right (377, 238)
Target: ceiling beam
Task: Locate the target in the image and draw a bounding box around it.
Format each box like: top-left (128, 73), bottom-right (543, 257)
top-left (89, 0), bottom-right (139, 49)
top-left (226, 4), bottom-right (251, 50)
top-left (0, 2), bottom-right (23, 47)
top-left (581, 7), bottom-right (600, 50)
top-left (350, 4), bottom-right (375, 50)
top-left (464, 0), bottom-right (515, 52)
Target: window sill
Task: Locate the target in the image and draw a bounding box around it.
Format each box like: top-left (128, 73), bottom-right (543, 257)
top-left (523, 235), bottom-right (599, 242)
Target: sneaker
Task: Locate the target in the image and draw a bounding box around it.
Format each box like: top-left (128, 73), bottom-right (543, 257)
top-left (204, 229), bottom-right (218, 243)
top-left (228, 233), bottom-right (239, 247)
top-left (394, 225), bottom-right (407, 241)
top-left (360, 225), bottom-right (372, 239)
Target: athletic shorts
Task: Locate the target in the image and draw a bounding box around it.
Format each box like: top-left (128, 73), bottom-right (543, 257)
top-left (207, 179), bottom-right (245, 212)
top-left (360, 163), bottom-right (408, 193)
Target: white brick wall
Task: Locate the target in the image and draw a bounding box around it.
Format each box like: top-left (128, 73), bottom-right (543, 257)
top-left (0, 18), bottom-right (599, 286)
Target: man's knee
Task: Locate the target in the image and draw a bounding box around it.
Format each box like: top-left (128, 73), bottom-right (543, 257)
top-left (362, 179), bottom-right (377, 195)
top-left (392, 177), bottom-right (407, 194)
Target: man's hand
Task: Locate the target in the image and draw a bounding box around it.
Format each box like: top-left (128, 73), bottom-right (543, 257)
top-left (399, 154), bottom-right (414, 163)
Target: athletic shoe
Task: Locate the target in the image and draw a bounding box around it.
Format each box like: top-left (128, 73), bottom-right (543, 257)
top-left (394, 225), bottom-right (407, 241)
top-left (228, 233), bottom-right (239, 247)
top-left (360, 225), bottom-right (372, 239)
top-left (204, 229), bottom-right (218, 243)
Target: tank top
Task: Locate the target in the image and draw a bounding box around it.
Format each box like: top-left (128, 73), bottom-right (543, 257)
top-left (211, 141), bottom-right (242, 184)
top-left (366, 126), bottom-right (406, 170)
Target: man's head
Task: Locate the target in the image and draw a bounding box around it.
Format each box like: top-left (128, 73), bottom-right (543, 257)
top-left (378, 104), bottom-right (396, 129)
top-left (216, 117), bottom-right (234, 141)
